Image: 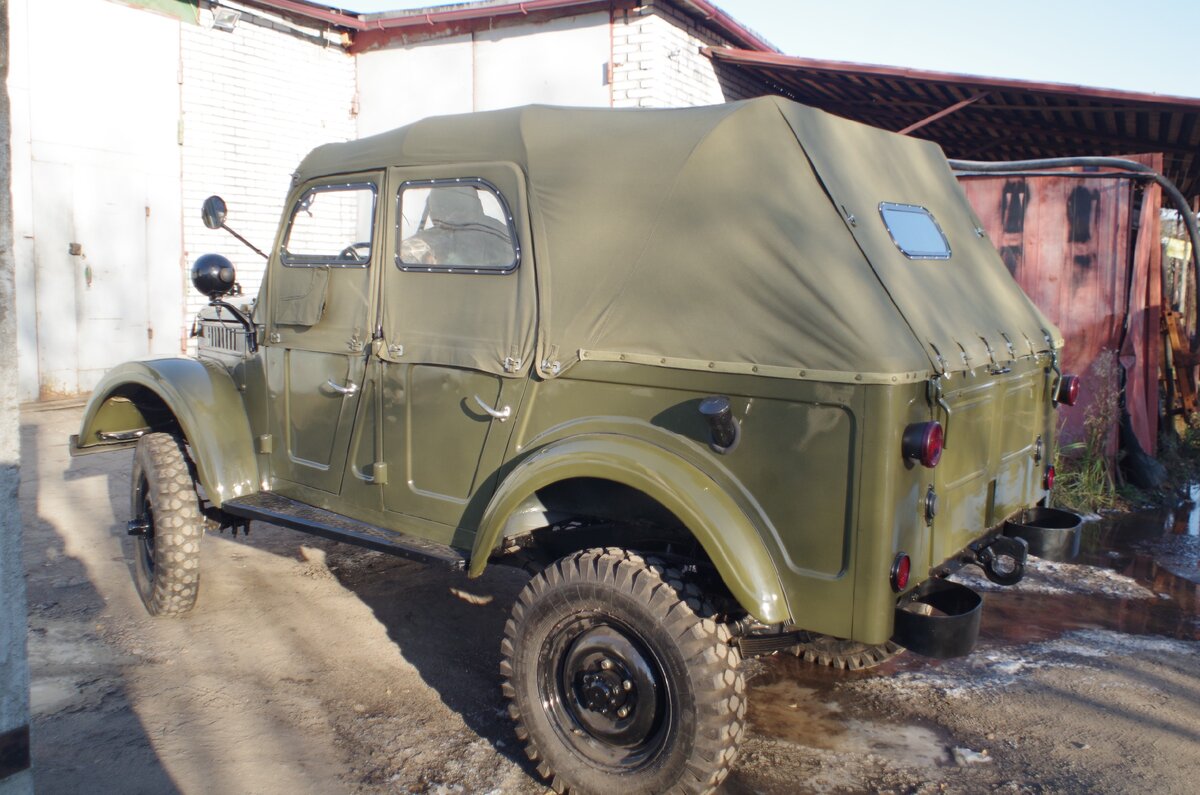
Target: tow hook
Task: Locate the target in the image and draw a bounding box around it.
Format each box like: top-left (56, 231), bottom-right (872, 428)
top-left (972, 535), bottom-right (1028, 586)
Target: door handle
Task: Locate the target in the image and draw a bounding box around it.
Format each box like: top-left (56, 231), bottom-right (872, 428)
top-left (326, 378), bottom-right (359, 396)
top-left (473, 394), bottom-right (511, 422)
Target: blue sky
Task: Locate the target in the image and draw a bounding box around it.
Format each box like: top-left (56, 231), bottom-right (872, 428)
top-left (318, 0), bottom-right (1200, 98)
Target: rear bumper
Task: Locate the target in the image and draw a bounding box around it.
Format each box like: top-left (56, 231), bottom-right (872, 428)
top-left (891, 506), bottom-right (1083, 658)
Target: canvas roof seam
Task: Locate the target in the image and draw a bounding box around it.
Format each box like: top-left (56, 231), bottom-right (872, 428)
top-left (577, 350), bottom-right (929, 385)
top-left (767, 99), bottom-right (938, 378)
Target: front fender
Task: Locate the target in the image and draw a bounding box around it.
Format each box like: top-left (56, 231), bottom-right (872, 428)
top-left (72, 358), bottom-right (258, 507)
top-left (470, 434), bottom-right (792, 624)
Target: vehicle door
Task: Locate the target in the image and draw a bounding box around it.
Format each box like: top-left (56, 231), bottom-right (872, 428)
top-left (264, 174), bottom-right (381, 497)
top-left (369, 163), bottom-right (535, 534)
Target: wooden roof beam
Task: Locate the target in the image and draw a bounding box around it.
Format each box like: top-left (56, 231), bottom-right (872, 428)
top-left (898, 91), bottom-right (989, 135)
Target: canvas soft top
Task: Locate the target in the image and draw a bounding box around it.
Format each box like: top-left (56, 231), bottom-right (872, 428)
top-left (297, 96), bottom-right (1060, 382)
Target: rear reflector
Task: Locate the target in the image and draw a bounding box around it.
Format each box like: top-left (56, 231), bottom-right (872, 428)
top-left (902, 421), bottom-right (944, 468)
top-left (891, 553), bottom-right (911, 592)
top-left (1044, 465), bottom-right (1056, 490)
top-left (1057, 375), bottom-right (1081, 406)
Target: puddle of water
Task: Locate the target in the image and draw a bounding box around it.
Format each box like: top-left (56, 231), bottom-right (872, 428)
top-left (979, 588), bottom-right (1199, 644)
top-left (747, 655), bottom-right (951, 767)
top-left (1075, 496), bottom-right (1200, 613)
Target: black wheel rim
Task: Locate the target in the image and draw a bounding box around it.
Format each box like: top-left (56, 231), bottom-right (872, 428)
top-left (135, 475), bottom-right (156, 580)
top-left (538, 613), bottom-right (676, 771)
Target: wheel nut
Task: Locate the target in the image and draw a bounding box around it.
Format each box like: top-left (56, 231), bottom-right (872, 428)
top-left (622, 680), bottom-right (633, 691)
top-left (600, 660), bottom-right (613, 670)
top-left (617, 706), bottom-right (630, 718)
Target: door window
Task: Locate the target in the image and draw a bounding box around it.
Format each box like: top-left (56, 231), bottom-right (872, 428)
top-left (396, 179), bottom-right (519, 273)
top-left (281, 182), bottom-right (377, 267)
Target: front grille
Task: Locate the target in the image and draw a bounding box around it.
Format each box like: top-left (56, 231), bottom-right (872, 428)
top-left (198, 319), bottom-right (247, 355)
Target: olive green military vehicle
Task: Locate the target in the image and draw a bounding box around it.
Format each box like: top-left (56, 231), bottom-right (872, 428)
top-left (72, 96), bottom-right (1083, 795)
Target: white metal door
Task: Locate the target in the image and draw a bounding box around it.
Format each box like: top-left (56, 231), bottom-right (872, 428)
top-left (31, 161), bottom-right (152, 398)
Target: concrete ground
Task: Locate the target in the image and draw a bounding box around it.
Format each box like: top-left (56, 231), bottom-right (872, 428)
top-left (20, 404), bottom-right (1200, 794)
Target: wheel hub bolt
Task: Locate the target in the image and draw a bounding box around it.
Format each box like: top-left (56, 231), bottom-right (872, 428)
top-left (600, 659), bottom-right (614, 670)
top-left (622, 680), bottom-right (633, 691)
top-left (617, 706), bottom-right (630, 718)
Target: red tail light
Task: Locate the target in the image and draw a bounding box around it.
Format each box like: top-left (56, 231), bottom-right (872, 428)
top-left (1044, 465), bottom-right (1056, 490)
top-left (891, 553), bottom-right (911, 592)
top-left (1057, 375), bottom-right (1080, 406)
top-left (902, 421), bottom-right (944, 468)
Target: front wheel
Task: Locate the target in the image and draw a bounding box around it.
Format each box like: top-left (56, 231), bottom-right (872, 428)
top-left (130, 433), bottom-right (204, 616)
top-left (501, 548), bottom-right (745, 795)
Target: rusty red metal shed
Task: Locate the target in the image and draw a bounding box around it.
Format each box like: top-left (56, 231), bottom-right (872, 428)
top-left (958, 158), bottom-right (1163, 455)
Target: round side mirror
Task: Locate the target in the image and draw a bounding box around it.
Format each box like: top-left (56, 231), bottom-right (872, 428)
top-left (191, 253), bottom-right (237, 299)
top-left (201, 195), bottom-right (227, 230)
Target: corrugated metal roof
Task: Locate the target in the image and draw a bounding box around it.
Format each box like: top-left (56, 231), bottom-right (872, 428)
top-left (706, 47), bottom-right (1200, 201)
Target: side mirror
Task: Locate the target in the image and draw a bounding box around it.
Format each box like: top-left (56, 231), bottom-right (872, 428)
top-left (201, 195), bottom-right (227, 230)
top-left (191, 253), bottom-right (237, 299)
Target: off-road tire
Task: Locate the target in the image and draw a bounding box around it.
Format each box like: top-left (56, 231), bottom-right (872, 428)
top-left (130, 433), bottom-right (204, 616)
top-left (792, 634), bottom-right (904, 671)
top-left (501, 547), bottom-right (745, 795)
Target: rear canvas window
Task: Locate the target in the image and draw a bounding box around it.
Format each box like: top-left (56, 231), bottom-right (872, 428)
top-left (396, 179), bottom-right (519, 274)
top-left (879, 202), bottom-right (951, 260)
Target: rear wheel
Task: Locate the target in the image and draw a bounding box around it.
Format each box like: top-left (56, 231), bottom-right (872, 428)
top-left (792, 633), bottom-right (903, 671)
top-left (130, 433), bottom-right (204, 616)
top-left (501, 548), bottom-right (745, 795)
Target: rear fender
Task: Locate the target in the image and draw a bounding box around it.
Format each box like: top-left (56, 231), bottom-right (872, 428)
top-left (71, 358), bottom-right (259, 507)
top-left (470, 434), bottom-right (791, 624)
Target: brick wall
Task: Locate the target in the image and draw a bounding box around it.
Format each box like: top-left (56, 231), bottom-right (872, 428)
top-left (610, 1), bottom-right (772, 108)
top-left (180, 3), bottom-right (357, 332)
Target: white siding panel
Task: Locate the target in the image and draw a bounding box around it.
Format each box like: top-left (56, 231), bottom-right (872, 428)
top-left (473, 13), bottom-right (611, 110)
top-left (356, 37), bottom-right (474, 137)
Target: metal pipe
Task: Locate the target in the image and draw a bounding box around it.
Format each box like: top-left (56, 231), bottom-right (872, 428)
top-left (950, 156), bottom-right (1200, 351)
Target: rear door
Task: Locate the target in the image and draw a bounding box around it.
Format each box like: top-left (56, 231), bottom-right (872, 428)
top-left (373, 163), bottom-right (536, 534)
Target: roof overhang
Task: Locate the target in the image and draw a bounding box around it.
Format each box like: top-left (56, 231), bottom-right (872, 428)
top-left (243, 0), bottom-right (776, 53)
top-left (705, 47), bottom-right (1200, 200)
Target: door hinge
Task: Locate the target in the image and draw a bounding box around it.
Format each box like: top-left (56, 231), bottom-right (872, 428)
top-left (256, 434), bottom-right (273, 454)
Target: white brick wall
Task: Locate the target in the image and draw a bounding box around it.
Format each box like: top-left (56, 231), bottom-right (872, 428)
top-left (180, 5), bottom-right (357, 331)
top-left (610, 1), bottom-right (770, 109)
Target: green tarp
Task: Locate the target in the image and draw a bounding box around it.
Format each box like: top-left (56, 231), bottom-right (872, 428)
top-left (296, 96), bottom-right (1059, 382)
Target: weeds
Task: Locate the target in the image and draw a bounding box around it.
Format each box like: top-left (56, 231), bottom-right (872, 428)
top-left (1055, 348), bottom-right (1200, 512)
top-left (1053, 351), bottom-right (1121, 513)
top-left (1156, 413), bottom-right (1200, 487)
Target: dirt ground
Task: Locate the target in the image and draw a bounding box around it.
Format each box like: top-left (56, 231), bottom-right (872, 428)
top-left (20, 404), bottom-right (1200, 794)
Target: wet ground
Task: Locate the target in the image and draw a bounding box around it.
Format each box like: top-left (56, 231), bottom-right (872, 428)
top-left (735, 499), bottom-right (1200, 793)
top-left (21, 404), bottom-right (1200, 794)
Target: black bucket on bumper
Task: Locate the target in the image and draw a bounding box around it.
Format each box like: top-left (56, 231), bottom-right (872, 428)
top-left (891, 579), bottom-right (982, 659)
top-left (1003, 507), bottom-right (1083, 561)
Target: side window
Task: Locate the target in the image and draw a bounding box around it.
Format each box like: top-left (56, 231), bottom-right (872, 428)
top-left (396, 179), bottom-right (519, 273)
top-left (878, 202), bottom-right (952, 260)
top-left (281, 182), bottom-right (377, 267)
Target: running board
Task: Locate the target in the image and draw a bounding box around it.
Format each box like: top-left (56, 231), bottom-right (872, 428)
top-left (221, 492), bottom-right (467, 570)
